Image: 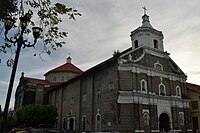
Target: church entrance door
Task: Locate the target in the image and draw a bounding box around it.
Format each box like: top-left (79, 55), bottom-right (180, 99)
top-left (69, 118), bottom-right (74, 130)
top-left (159, 113), bottom-right (170, 132)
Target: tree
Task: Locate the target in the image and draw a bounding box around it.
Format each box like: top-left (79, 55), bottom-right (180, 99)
top-left (0, 0), bottom-right (80, 131)
top-left (0, 0), bottom-right (81, 65)
top-left (16, 104), bottom-right (58, 127)
top-left (6, 116), bottom-right (17, 131)
top-left (0, 0), bottom-right (18, 21)
top-left (113, 50), bottom-right (120, 57)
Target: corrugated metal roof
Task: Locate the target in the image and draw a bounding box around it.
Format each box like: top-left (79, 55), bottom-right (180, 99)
top-left (186, 82), bottom-right (200, 94)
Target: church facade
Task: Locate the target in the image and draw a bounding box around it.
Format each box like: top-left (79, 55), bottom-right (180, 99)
top-left (48, 13), bottom-right (192, 133)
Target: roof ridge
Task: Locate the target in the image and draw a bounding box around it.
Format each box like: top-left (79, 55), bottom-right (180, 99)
top-left (24, 76), bottom-right (46, 81)
top-left (24, 76), bottom-right (62, 86)
top-left (44, 62), bottom-right (83, 76)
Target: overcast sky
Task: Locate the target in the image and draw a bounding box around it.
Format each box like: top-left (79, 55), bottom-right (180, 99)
top-left (0, 0), bottom-right (200, 110)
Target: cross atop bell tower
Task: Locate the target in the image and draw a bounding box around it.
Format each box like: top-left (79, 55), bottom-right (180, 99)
top-left (141, 6), bottom-right (152, 28)
top-left (130, 7), bottom-right (164, 51)
top-left (142, 6), bottom-right (147, 15)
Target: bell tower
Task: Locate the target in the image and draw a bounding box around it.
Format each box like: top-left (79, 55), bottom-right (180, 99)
top-left (130, 7), bottom-right (164, 51)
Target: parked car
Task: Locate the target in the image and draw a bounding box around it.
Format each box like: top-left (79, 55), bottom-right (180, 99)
top-left (11, 128), bottom-right (26, 133)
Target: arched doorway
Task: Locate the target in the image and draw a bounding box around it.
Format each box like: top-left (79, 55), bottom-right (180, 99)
top-left (69, 118), bottom-right (74, 130)
top-left (159, 113), bottom-right (170, 132)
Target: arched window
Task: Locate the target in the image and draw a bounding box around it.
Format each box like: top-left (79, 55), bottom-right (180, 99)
top-left (82, 116), bottom-right (86, 130)
top-left (176, 86), bottom-right (181, 97)
top-left (140, 79), bottom-right (147, 93)
top-left (96, 114), bottom-right (101, 131)
top-left (159, 84), bottom-right (166, 96)
top-left (154, 62), bottom-right (163, 71)
top-left (135, 40), bottom-right (138, 48)
top-left (142, 109), bottom-right (150, 125)
top-left (143, 111), bottom-right (150, 125)
top-left (154, 39), bottom-right (158, 49)
top-left (179, 112), bottom-right (184, 126)
top-left (95, 109), bottom-right (101, 131)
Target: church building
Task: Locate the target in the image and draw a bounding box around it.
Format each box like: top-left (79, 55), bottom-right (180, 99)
top-left (14, 57), bottom-right (83, 111)
top-left (48, 12), bottom-right (192, 133)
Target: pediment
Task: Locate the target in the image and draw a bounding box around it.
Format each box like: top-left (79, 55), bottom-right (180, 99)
top-left (118, 46), bottom-right (186, 77)
top-left (118, 47), bottom-right (145, 64)
top-left (168, 58), bottom-right (185, 75)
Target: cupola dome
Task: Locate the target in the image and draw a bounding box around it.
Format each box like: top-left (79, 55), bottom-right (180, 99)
top-left (130, 8), bottom-right (164, 51)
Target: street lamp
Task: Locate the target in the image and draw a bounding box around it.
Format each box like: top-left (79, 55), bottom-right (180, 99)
top-left (4, 18), bottom-right (15, 32)
top-left (0, 10), bottom-right (42, 132)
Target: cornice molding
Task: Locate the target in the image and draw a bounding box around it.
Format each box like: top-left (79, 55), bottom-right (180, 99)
top-left (117, 91), bottom-right (190, 108)
top-left (118, 64), bottom-right (186, 82)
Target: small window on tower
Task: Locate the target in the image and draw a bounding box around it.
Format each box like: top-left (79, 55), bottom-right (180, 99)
top-left (154, 40), bottom-right (158, 49)
top-left (70, 97), bottom-right (74, 105)
top-left (134, 40), bottom-right (138, 48)
top-left (140, 79), bottom-right (147, 93)
top-left (97, 90), bottom-right (101, 99)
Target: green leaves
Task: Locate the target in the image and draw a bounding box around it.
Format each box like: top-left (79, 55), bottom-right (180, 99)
top-left (54, 3), bottom-right (69, 14)
top-left (7, 59), bottom-right (14, 67)
top-left (6, 116), bottom-right (17, 130)
top-left (0, 0), bottom-right (81, 65)
top-left (113, 50), bottom-right (120, 57)
top-left (16, 104), bottom-right (58, 127)
top-left (0, 0), bottom-right (18, 21)
top-left (25, 0), bottom-right (81, 56)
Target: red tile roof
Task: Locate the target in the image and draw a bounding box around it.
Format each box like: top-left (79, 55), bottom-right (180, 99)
top-left (186, 82), bottom-right (200, 94)
top-left (44, 63), bottom-right (83, 76)
top-left (49, 47), bottom-right (133, 92)
top-left (24, 77), bottom-right (62, 86)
